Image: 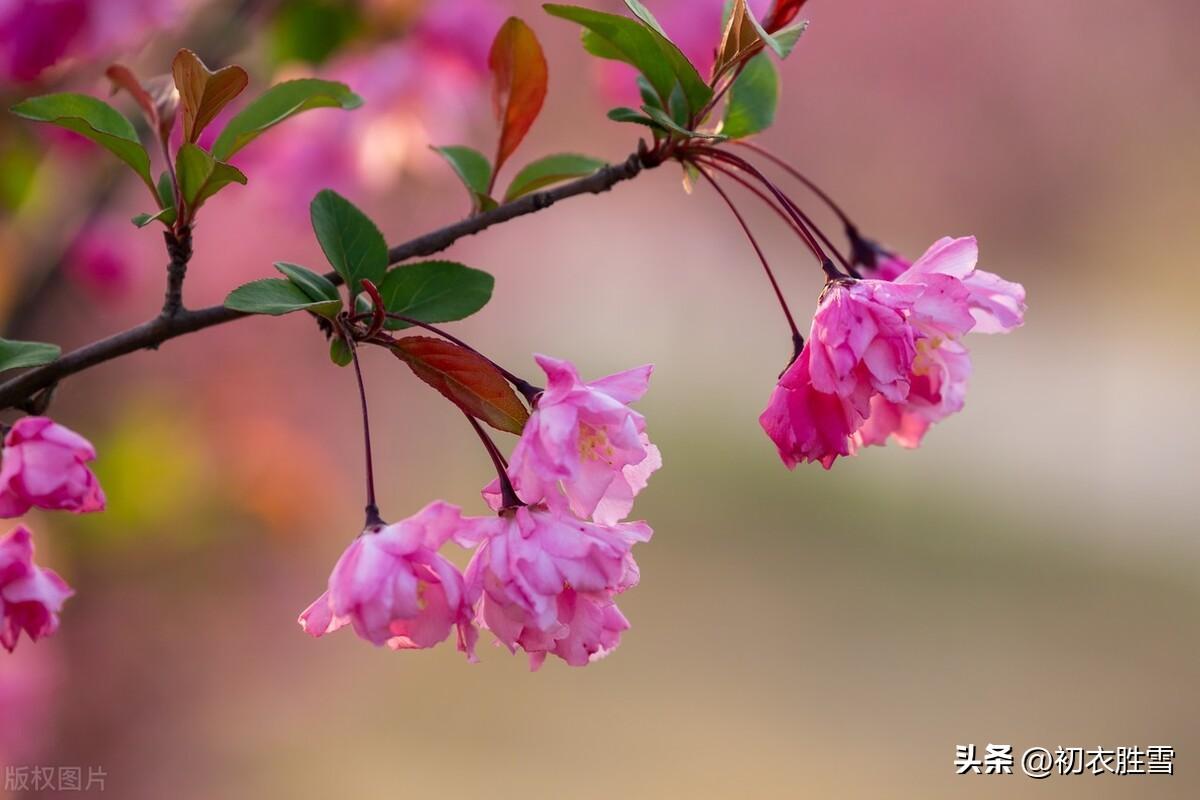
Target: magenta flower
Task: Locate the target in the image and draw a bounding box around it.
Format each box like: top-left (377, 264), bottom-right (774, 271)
top-left (458, 504), bottom-right (651, 669)
top-left (299, 502), bottom-right (477, 659)
top-left (494, 355), bottom-right (660, 525)
top-left (0, 417), bottom-right (105, 518)
top-left (0, 526), bottom-right (73, 653)
top-left (807, 280), bottom-right (923, 408)
top-left (759, 347), bottom-right (865, 469)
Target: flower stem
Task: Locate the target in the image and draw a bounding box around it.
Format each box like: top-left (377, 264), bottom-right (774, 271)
top-left (691, 165), bottom-right (804, 345)
top-left (730, 140), bottom-right (859, 231)
top-left (343, 320), bottom-right (382, 528)
top-left (463, 413), bottom-right (523, 511)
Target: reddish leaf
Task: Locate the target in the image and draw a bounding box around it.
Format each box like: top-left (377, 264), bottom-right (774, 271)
top-left (171, 49), bottom-right (248, 143)
top-left (488, 17), bottom-right (548, 180)
top-left (391, 337), bottom-right (529, 435)
top-left (764, 0), bottom-right (810, 33)
top-left (106, 65), bottom-right (179, 145)
top-left (713, 0), bottom-right (763, 78)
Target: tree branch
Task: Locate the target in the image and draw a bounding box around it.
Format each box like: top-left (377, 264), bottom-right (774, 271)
top-left (0, 150), bottom-right (658, 412)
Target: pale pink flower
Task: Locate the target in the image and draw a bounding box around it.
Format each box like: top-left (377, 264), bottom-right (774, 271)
top-left (299, 502), bottom-right (477, 659)
top-left (489, 355), bottom-right (660, 526)
top-left (895, 237), bottom-right (1026, 335)
top-left (0, 417), bottom-right (105, 517)
top-left (759, 347), bottom-right (864, 469)
top-left (458, 504), bottom-right (651, 669)
top-left (0, 526), bottom-right (73, 653)
top-left (853, 339), bottom-right (972, 449)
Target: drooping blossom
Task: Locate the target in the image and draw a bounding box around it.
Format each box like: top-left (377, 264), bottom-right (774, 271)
top-left (0, 0), bottom-right (192, 84)
top-left (760, 347), bottom-right (864, 469)
top-left (0, 416), bottom-right (105, 517)
top-left (457, 504), bottom-right (651, 670)
top-left (853, 236), bottom-right (1025, 449)
top-left (299, 502), bottom-right (477, 659)
top-left (484, 355), bottom-right (660, 525)
top-left (0, 526), bottom-right (73, 653)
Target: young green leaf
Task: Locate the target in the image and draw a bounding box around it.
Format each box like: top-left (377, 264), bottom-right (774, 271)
top-left (606, 107), bottom-right (663, 129)
top-left (489, 18), bottom-right (549, 179)
top-left (171, 49), bottom-right (248, 143)
top-left (176, 143), bottom-right (248, 213)
top-left (274, 262), bottom-right (340, 303)
top-left (544, 5), bottom-right (711, 116)
top-left (504, 153), bottom-right (606, 201)
top-left (761, 20), bottom-right (808, 59)
top-left (391, 336), bottom-right (529, 435)
top-left (623, 0), bottom-right (667, 37)
top-left (329, 337), bottom-right (354, 367)
top-left (432, 146), bottom-right (495, 213)
top-left (0, 338), bottom-right (61, 373)
top-left (309, 189), bottom-right (388, 291)
top-left (10, 93), bottom-right (154, 191)
top-left (211, 79), bottom-right (363, 161)
top-left (225, 278), bottom-right (342, 317)
top-left (642, 106), bottom-right (727, 140)
top-left (376, 261), bottom-right (494, 330)
top-left (721, 54), bottom-right (778, 138)
top-left (131, 209), bottom-right (175, 228)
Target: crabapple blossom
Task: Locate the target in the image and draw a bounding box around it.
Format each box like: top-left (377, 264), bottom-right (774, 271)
top-left (299, 502), bottom-right (477, 659)
top-left (0, 416), bottom-right (105, 517)
top-left (0, 526), bottom-right (73, 653)
top-left (760, 347), bottom-right (865, 469)
top-left (490, 355), bottom-right (660, 525)
top-left (457, 503), bottom-right (651, 669)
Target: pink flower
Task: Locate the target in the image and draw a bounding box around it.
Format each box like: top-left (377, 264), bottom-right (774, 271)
top-left (299, 502), bottom-right (477, 659)
top-left (807, 280), bottom-right (922, 409)
top-left (0, 526), bottom-right (73, 653)
top-left (0, 417), bottom-right (105, 517)
top-left (759, 347), bottom-right (864, 469)
top-left (66, 219), bottom-right (137, 301)
top-left (490, 355), bottom-right (660, 525)
top-left (854, 236), bottom-right (1025, 449)
top-left (458, 504), bottom-right (651, 669)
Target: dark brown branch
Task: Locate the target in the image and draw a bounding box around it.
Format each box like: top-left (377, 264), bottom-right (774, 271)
top-left (0, 151), bottom-right (657, 412)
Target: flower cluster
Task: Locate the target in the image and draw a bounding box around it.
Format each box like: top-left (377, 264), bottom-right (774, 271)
top-left (0, 416), bottom-right (103, 651)
top-left (300, 356), bottom-right (658, 670)
top-left (761, 237), bottom-right (1026, 468)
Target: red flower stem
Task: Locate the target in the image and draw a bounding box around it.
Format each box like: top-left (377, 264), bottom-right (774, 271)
top-left (341, 318), bottom-right (382, 528)
top-left (730, 140), bottom-right (858, 232)
top-left (463, 412), bottom-right (523, 511)
top-left (691, 165), bottom-right (804, 345)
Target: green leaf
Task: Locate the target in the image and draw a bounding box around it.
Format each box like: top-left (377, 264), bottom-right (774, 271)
top-left (642, 106), bottom-right (728, 140)
top-left (329, 337), bottom-right (353, 367)
top-left (432, 145), bottom-right (495, 212)
top-left (722, 54), bottom-right (778, 138)
top-left (211, 78), bottom-right (363, 161)
top-left (606, 107), bottom-right (663, 129)
top-left (131, 209), bottom-right (174, 228)
top-left (623, 0), bottom-right (667, 37)
top-left (0, 338), bottom-right (61, 372)
top-left (544, 5), bottom-right (711, 116)
top-left (376, 261), bottom-right (494, 330)
top-left (176, 143), bottom-right (247, 213)
top-left (273, 262), bottom-right (340, 303)
top-left (503, 153), bottom-right (606, 201)
top-left (10, 93), bottom-right (154, 191)
top-left (309, 189), bottom-right (388, 291)
top-left (224, 278), bottom-right (343, 317)
top-left (636, 75), bottom-right (663, 111)
top-left (752, 17), bottom-right (808, 59)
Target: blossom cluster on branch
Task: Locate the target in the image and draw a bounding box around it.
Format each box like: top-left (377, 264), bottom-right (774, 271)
top-left (0, 0), bottom-right (1025, 669)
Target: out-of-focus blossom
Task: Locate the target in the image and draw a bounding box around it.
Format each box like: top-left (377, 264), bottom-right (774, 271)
top-left (458, 503), bottom-right (650, 670)
top-left (65, 218), bottom-right (137, 301)
top-left (0, 526), bottom-right (73, 653)
top-left (485, 355), bottom-right (660, 525)
top-left (760, 347), bottom-right (863, 469)
top-left (237, 0), bottom-right (507, 210)
top-left (299, 502), bottom-right (477, 659)
top-left (0, 416), bottom-right (105, 517)
top-left (0, 0), bottom-right (191, 84)
top-left (0, 637), bottom-right (59, 761)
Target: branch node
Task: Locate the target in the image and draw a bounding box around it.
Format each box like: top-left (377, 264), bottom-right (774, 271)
top-left (162, 226), bottom-right (193, 317)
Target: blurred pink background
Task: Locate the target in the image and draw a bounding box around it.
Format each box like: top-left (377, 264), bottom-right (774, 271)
top-left (1, 0), bottom-right (1198, 797)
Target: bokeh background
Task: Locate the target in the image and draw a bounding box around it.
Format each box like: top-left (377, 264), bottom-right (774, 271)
top-left (1, 1), bottom-right (1198, 797)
